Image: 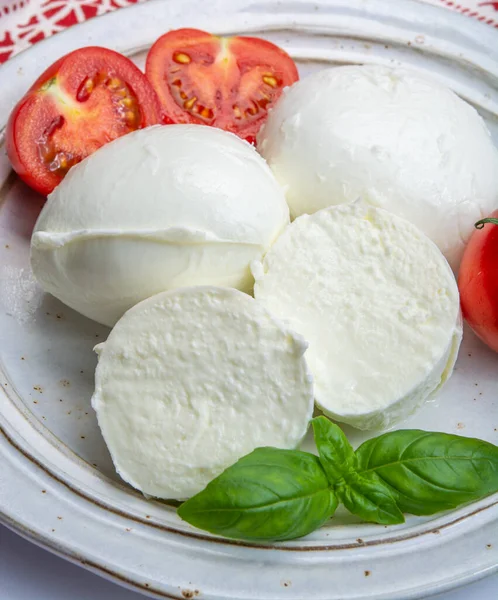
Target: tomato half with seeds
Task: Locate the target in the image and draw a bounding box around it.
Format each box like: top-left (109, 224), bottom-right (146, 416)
top-left (458, 211), bottom-right (498, 353)
top-left (7, 47), bottom-right (162, 195)
top-left (145, 29), bottom-right (299, 143)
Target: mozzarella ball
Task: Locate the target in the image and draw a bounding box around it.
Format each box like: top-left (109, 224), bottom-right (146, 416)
top-left (92, 286), bottom-right (314, 499)
top-left (253, 204), bottom-right (462, 430)
top-left (258, 65), bottom-right (498, 270)
top-left (31, 125), bottom-right (289, 326)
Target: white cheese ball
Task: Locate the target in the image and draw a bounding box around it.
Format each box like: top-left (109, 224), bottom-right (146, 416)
top-left (257, 65), bottom-right (498, 271)
top-left (31, 125), bottom-right (289, 326)
top-left (92, 286), bottom-right (314, 500)
top-left (253, 204), bottom-right (463, 430)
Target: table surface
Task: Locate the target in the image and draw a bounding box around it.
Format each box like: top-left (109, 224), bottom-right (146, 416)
top-left (1, 524), bottom-right (497, 600)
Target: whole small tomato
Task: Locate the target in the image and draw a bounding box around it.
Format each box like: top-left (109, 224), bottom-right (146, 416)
top-left (458, 210), bottom-right (498, 353)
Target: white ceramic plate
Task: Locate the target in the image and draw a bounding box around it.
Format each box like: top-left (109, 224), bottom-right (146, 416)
top-left (1, 1), bottom-right (497, 598)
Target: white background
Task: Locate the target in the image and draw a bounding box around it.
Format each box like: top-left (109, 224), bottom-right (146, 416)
top-left (1, 524), bottom-right (497, 599)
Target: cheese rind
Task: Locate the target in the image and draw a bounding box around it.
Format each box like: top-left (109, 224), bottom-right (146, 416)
top-left (31, 125), bottom-right (289, 326)
top-left (257, 65), bottom-right (498, 271)
top-left (253, 204), bottom-right (462, 430)
top-left (92, 286), bottom-right (314, 499)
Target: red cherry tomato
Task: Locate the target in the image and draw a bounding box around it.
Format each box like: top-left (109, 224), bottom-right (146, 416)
top-left (145, 28), bottom-right (299, 142)
top-left (6, 47), bottom-right (162, 195)
top-left (458, 210), bottom-right (498, 353)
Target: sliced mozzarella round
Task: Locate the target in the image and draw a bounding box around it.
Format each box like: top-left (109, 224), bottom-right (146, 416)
top-left (253, 204), bottom-right (462, 430)
top-left (257, 65), bottom-right (498, 271)
top-left (31, 125), bottom-right (289, 327)
top-left (92, 286), bottom-right (314, 500)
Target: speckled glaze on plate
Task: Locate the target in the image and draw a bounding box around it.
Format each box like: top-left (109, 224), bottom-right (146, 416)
top-left (0, 1), bottom-right (497, 599)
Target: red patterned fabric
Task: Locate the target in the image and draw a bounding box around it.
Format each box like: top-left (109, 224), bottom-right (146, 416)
top-left (0, 0), bottom-right (496, 65)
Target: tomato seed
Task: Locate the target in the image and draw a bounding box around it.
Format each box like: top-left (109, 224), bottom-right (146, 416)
top-left (184, 96), bottom-right (197, 110)
top-left (263, 75), bottom-right (278, 88)
top-left (173, 52), bottom-right (191, 64)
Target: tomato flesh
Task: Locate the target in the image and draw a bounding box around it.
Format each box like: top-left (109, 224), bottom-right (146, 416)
top-left (146, 29), bottom-right (299, 142)
top-left (7, 47), bottom-right (161, 195)
top-left (458, 210), bottom-right (498, 353)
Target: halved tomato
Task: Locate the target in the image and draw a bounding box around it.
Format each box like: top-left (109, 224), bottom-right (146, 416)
top-left (145, 29), bottom-right (299, 143)
top-left (7, 47), bottom-right (162, 195)
top-left (458, 211), bottom-right (498, 353)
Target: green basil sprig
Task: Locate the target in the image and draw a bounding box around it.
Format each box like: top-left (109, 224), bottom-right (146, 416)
top-left (178, 417), bottom-right (498, 541)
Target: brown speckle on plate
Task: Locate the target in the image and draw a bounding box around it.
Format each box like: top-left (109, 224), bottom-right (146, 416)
top-left (41, 490), bottom-right (46, 494)
top-left (356, 538), bottom-right (364, 544)
top-left (21, 356), bottom-right (25, 360)
top-left (57, 516), bottom-right (63, 520)
top-left (60, 379), bottom-right (70, 387)
top-left (181, 590), bottom-right (199, 599)
top-left (81, 436), bottom-right (85, 439)
top-left (364, 570), bottom-right (371, 577)
top-left (281, 580), bottom-right (291, 588)
top-left (56, 313), bottom-right (64, 320)
top-left (457, 422), bottom-right (465, 430)
top-left (125, 528), bottom-right (131, 532)
top-left (487, 544), bottom-right (492, 549)
top-left (33, 385), bottom-right (43, 393)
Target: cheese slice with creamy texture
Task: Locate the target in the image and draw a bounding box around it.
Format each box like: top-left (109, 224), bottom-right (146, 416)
top-left (92, 286), bottom-right (314, 500)
top-left (252, 204), bottom-right (462, 430)
top-left (31, 125), bottom-right (289, 327)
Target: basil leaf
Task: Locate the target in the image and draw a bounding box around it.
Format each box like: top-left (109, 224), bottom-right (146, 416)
top-left (312, 416), bottom-right (357, 482)
top-left (337, 473), bottom-right (405, 525)
top-left (178, 447), bottom-right (338, 541)
top-left (356, 430), bottom-right (498, 515)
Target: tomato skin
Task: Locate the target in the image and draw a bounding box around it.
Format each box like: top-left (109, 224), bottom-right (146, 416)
top-left (145, 29), bottom-right (299, 142)
top-left (6, 47), bottom-right (162, 196)
top-left (458, 209), bottom-right (498, 353)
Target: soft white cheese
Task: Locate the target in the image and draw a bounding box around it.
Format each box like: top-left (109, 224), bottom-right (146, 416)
top-left (252, 204), bottom-right (462, 430)
top-left (257, 65), bottom-right (498, 271)
top-left (91, 286), bottom-right (314, 500)
top-left (31, 125), bottom-right (289, 326)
